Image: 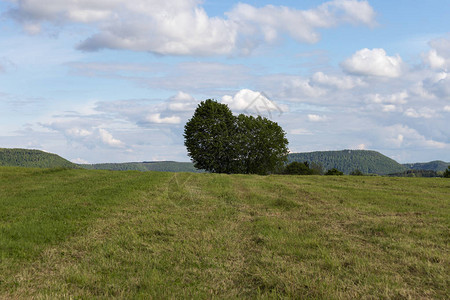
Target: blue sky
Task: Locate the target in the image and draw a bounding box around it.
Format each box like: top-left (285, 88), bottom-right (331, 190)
top-left (0, 0), bottom-right (449, 164)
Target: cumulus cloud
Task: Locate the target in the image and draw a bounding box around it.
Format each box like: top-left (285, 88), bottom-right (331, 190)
top-left (367, 91), bottom-right (408, 105)
top-left (341, 48), bottom-right (403, 77)
top-left (7, 0), bottom-right (376, 55)
top-left (145, 113), bottom-right (181, 124)
top-left (428, 73), bottom-right (450, 98)
top-left (280, 77), bottom-right (327, 99)
top-left (290, 128), bottom-right (313, 135)
top-left (381, 124), bottom-right (448, 149)
top-left (423, 36), bottom-right (450, 71)
top-left (167, 92), bottom-right (198, 112)
top-left (98, 128), bottom-right (125, 148)
top-left (364, 91), bottom-right (409, 113)
top-left (227, 0), bottom-right (376, 45)
top-left (43, 119), bottom-right (127, 149)
top-left (93, 92), bottom-right (198, 126)
top-left (308, 114), bottom-right (327, 122)
top-left (404, 108), bottom-right (435, 119)
top-left (72, 157), bottom-right (90, 164)
top-left (311, 71), bottom-right (365, 89)
top-left (221, 89), bottom-right (287, 115)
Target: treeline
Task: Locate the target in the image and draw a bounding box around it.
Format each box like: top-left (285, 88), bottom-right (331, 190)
top-left (389, 167), bottom-right (450, 178)
top-left (281, 161), bottom-right (351, 176)
top-left (402, 161), bottom-right (450, 172)
top-left (0, 148), bottom-right (78, 169)
top-left (80, 161), bottom-right (202, 173)
top-left (288, 150), bottom-right (407, 175)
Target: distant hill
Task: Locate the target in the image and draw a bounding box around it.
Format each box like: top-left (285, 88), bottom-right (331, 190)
top-left (288, 150), bottom-right (407, 175)
top-left (0, 148), bottom-right (79, 169)
top-left (403, 161), bottom-right (449, 172)
top-left (80, 161), bottom-right (202, 173)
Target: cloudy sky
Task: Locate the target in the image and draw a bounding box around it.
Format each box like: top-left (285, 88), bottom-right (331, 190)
top-left (0, 0), bottom-right (449, 164)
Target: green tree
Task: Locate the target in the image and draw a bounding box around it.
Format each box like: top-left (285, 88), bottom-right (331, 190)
top-left (443, 166), bottom-right (450, 178)
top-left (309, 162), bottom-right (324, 175)
top-left (284, 161), bottom-right (312, 175)
top-left (184, 100), bottom-right (288, 174)
top-left (350, 169), bottom-right (364, 176)
top-left (325, 168), bottom-right (344, 176)
top-left (234, 115), bottom-right (288, 175)
top-left (184, 100), bottom-right (237, 173)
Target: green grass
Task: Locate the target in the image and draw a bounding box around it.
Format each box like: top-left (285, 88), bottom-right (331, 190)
top-left (0, 167), bottom-right (449, 299)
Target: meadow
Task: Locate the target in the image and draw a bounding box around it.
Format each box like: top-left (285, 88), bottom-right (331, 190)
top-left (0, 167), bottom-right (448, 299)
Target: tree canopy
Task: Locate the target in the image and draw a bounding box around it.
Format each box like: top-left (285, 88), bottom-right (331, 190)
top-left (444, 166), bottom-right (450, 178)
top-left (184, 100), bottom-right (288, 174)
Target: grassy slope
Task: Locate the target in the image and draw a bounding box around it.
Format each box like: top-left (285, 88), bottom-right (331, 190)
top-left (0, 167), bottom-right (449, 299)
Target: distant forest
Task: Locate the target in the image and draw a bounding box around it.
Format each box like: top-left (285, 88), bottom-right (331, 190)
top-left (0, 148), bottom-right (78, 169)
top-left (0, 148), bottom-right (448, 176)
top-left (288, 150), bottom-right (407, 175)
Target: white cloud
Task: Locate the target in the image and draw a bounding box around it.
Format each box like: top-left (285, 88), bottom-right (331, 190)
top-left (341, 48), bottom-right (403, 78)
top-left (281, 77), bottom-right (327, 99)
top-left (66, 128), bottom-right (92, 137)
top-left (444, 106), bottom-right (450, 112)
top-left (72, 157), bottom-right (89, 164)
top-left (404, 108), bottom-right (435, 119)
top-left (382, 104), bottom-right (397, 112)
top-left (8, 0), bottom-right (376, 56)
top-left (356, 143), bottom-right (367, 150)
top-left (145, 113), bottom-right (181, 124)
top-left (423, 36), bottom-right (450, 71)
top-left (368, 91), bottom-right (408, 105)
top-left (227, 0), bottom-right (376, 45)
top-left (167, 92), bottom-right (198, 112)
top-left (98, 128), bottom-right (125, 148)
top-left (308, 114), bottom-right (327, 122)
top-left (221, 89), bottom-right (287, 114)
top-left (424, 49), bottom-right (447, 70)
top-left (290, 128), bottom-right (312, 135)
top-left (93, 92), bottom-right (197, 126)
top-left (382, 124), bottom-right (448, 149)
top-left (365, 91), bottom-right (408, 113)
top-left (311, 71), bottom-right (365, 89)
top-left (429, 73), bottom-right (450, 98)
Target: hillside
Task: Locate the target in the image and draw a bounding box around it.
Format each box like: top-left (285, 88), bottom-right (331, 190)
top-left (403, 160), bottom-right (450, 172)
top-left (0, 148), bottom-right (78, 169)
top-left (288, 150), bottom-right (407, 175)
top-left (80, 161), bottom-right (201, 172)
top-left (0, 167), bottom-right (448, 298)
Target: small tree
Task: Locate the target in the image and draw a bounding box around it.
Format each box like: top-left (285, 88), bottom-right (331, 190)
top-left (235, 115), bottom-right (288, 175)
top-left (184, 100), bottom-right (237, 173)
top-left (309, 162), bottom-right (324, 175)
top-left (184, 100), bottom-right (289, 174)
top-left (444, 166), bottom-right (450, 178)
top-left (325, 168), bottom-right (344, 176)
top-left (284, 161), bottom-right (312, 175)
top-left (350, 169), bottom-right (364, 176)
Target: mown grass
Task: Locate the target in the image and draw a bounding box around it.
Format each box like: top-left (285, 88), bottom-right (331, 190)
top-left (0, 167), bottom-right (449, 299)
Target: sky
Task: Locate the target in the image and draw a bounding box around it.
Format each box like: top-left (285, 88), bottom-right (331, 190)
top-left (0, 0), bottom-right (449, 164)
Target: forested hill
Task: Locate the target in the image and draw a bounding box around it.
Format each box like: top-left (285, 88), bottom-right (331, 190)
top-left (80, 161), bottom-right (201, 173)
top-left (403, 161), bottom-right (449, 172)
top-left (0, 148), bottom-right (79, 169)
top-left (288, 150), bottom-right (407, 175)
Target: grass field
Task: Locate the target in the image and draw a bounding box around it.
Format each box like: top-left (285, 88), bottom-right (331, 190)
top-left (0, 167), bottom-right (449, 299)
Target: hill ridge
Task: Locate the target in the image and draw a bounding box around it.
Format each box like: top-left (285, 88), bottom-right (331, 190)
top-left (288, 149), bottom-right (407, 175)
top-left (0, 148), bottom-right (79, 169)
